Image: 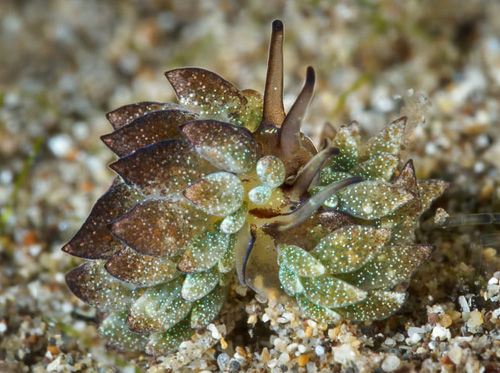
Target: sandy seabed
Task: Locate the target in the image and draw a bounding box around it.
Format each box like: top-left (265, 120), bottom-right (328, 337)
top-left (1, 1), bottom-right (500, 372)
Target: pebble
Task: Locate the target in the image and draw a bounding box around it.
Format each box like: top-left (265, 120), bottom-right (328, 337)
top-left (381, 355), bottom-right (400, 372)
top-left (206, 324), bottom-right (221, 339)
top-left (261, 347), bottom-right (271, 362)
top-left (488, 276), bottom-right (499, 285)
top-left (0, 169), bottom-right (13, 184)
top-left (492, 308), bottom-right (500, 320)
top-left (217, 353), bottom-right (230, 370)
top-left (286, 343), bottom-right (298, 354)
top-left (48, 134), bottom-right (74, 158)
top-left (394, 333), bottom-right (405, 342)
top-left (314, 345), bottom-right (325, 356)
top-left (383, 338), bottom-right (396, 347)
top-left (278, 352), bottom-right (290, 364)
top-left (467, 311), bottom-right (484, 331)
top-left (267, 358), bottom-right (278, 368)
top-left (328, 327), bottom-right (340, 340)
top-left (408, 327), bottom-right (425, 338)
top-left (273, 337), bottom-right (287, 351)
top-left (448, 345), bottom-right (463, 365)
top-left (428, 312), bottom-right (440, 324)
top-left (431, 324), bottom-right (451, 341)
top-left (439, 314), bottom-right (453, 328)
top-left (296, 354), bottom-right (309, 367)
top-left (458, 295), bottom-right (470, 314)
top-left (332, 343), bottom-right (357, 365)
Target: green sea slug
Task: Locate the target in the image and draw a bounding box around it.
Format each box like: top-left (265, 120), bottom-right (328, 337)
top-left (63, 20), bottom-right (448, 354)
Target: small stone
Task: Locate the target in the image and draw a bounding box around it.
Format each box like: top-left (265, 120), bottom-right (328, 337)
top-left (273, 337), bottom-right (287, 351)
top-left (332, 343), bottom-right (357, 364)
top-left (235, 346), bottom-right (247, 359)
top-left (328, 327), bottom-right (340, 340)
top-left (307, 319), bottom-right (317, 328)
top-left (267, 358), bottom-right (278, 368)
top-left (439, 314), bottom-right (452, 328)
top-left (440, 354), bottom-right (454, 367)
top-left (278, 353), bottom-right (290, 364)
top-left (433, 207), bottom-right (449, 225)
top-left (448, 310), bottom-right (462, 322)
top-left (296, 354), bottom-right (309, 367)
top-left (466, 310), bottom-right (484, 331)
top-left (492, 308), bottom-right (500, 320)
top-left (207, 324), bottom-right (222, 339)
top-left (428, 312), bottom-right (440, 324)
top-left (48, 134), bottom-right (74, 158)
top-left (488, 277), bottom-right (499, 285)
top-left (318, 323), bottom-right (328, 331)
top-left (394, 333), bottom-right (405, 342)
top-left (261, 347), bottom-right (271, 362)
top-left (431, 324), bottom-right (451, 341)
top-left (407, 327), bottom-right (424, 338)
top-left (448, 345), bottom-right (463, 365)
top-left (47, 345), bottom-right (58, 355)
top-left (305, 326), bottom-right (313, 338)
top-left (409, 332), bottom-right (422, 344)
top-left (315, 345), bottom-right (325, 356)
top-left (383, 338), bottom-right (396, 347)
top-left (217, 353), bottom-right (230, 370)
top-left (416, 347), bottom-right (427, 354)
top-left (286, 343), bottom-right (299, 354)
top-left (220, 337), bottom-right (228, 349)
top-left (458, 295), bottom-right (470, 314)
top-left (381, 355), bottom-right (400, 372)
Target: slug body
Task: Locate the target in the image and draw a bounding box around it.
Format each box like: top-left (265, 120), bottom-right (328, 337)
top-left (63, 20), bottom-right (447, 354)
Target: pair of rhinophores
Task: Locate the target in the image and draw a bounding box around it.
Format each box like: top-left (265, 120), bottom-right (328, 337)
top-left (63, 20), bottom-right (447, 354)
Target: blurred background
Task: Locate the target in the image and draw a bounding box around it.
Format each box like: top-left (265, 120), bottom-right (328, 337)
top-left (1, 0), bottom-right (500, 371)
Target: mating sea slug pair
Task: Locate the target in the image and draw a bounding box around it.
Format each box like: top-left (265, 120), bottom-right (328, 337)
top-left (62, 20), bottom-right (448, 354)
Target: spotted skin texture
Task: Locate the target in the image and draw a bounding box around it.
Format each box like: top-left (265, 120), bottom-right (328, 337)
top-left (63, 20), bottom-right (447, 354)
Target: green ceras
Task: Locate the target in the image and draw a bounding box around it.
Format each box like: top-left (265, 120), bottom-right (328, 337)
top-left (62, 20), bottom-right (448, 354)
